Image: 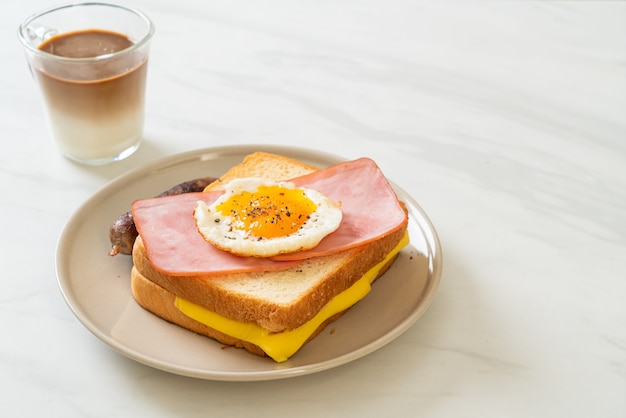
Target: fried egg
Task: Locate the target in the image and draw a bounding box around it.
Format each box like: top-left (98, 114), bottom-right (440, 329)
top-left (194, 178), bottom-right (342, 257)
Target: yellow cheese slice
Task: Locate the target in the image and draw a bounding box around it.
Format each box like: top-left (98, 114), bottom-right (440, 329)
top-left (175, 232), bottom-right (409, 362)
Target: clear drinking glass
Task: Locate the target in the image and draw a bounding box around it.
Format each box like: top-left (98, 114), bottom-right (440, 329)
top-left (18, 3), bottom-right (155, 165)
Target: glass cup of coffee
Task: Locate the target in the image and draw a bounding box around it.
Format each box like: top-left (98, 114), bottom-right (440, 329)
top-left (18, 3), bottom-right (155, 165)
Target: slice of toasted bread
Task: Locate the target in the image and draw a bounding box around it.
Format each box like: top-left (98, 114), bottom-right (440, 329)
top-left (130, 250), bottom-right (400, 359)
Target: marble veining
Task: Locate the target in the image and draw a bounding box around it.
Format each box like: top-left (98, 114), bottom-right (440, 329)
top-left (1, 1), bottom-right (624, 417)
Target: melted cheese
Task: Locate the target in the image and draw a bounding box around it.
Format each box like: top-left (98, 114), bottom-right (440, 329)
top-left (175, 232), bottom-right (409, 362)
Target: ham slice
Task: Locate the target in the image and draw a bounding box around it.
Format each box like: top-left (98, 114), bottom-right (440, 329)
top-left (132, 158), bottom-right (408, 276)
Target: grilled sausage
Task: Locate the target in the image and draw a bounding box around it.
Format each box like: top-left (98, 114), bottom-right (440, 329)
top-left (108, 177), bottom-right (216, 256)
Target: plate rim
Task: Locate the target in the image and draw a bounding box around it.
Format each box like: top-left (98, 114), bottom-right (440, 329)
top-left (55, 144), bottom-right (443, 381)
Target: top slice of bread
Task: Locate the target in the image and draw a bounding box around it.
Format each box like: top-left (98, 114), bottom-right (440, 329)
top-left (132, 152), bottom-right (408, 333)
top-left (203, 151), bottom-right (320, 192)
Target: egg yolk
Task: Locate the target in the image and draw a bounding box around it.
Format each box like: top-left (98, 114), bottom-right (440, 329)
top-left (215, 185), bottom-right (317, 239)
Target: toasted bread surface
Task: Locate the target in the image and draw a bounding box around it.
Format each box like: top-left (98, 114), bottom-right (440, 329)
top-left (203, 152), bottom-right (319, 192)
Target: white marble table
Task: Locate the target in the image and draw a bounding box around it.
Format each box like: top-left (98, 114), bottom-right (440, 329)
top-left (2, 1), bottom-right (624, 417)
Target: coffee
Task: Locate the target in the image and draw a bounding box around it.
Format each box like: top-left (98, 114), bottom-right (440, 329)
top-left (34, 29), bottom-right (148, 162)
top-left (39, 29), bottom-right (133, 58)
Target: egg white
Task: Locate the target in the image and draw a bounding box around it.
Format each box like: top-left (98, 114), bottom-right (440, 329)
top-left (194, 178), bottom-right (342, 257)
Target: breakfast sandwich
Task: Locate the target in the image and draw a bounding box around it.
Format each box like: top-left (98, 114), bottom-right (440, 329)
top-left (129, 152), bottom-right (409, 362)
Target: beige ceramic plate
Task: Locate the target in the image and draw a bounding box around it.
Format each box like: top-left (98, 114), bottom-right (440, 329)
top-left (56, 145), bottom-right (442, 381)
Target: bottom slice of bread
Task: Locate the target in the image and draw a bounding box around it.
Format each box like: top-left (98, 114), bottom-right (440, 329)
top-left (130, 252), bottom-right (399, 361)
